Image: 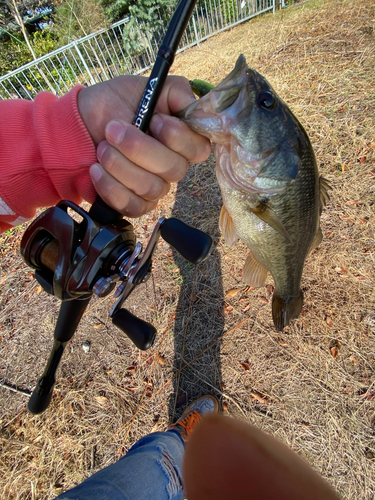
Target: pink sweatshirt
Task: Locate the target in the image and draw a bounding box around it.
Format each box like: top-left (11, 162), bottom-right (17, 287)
top-left (0, 86), bottom-right (97, 234)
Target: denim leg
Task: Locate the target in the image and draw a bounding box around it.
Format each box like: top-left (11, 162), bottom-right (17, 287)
top-left (56, 430), bottom-right (185, 500)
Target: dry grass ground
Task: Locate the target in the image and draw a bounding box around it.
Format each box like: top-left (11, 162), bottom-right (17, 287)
top-left (1, 0), bottom-right (375, 498)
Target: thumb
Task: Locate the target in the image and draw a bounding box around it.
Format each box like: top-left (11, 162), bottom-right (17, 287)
top-left (183, 414), bottom-right (339, 500)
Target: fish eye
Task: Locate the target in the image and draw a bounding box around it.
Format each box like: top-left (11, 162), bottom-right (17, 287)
top-left (258, 91), bottom-right (276, 110)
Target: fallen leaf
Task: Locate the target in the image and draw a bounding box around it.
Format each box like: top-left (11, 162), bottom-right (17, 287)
top-left (326, 316), bottom-right (333, 327)
top-left (266, 284), bottom-right (274, 295)
top-left (278, 339), bottom-right (289, 347)
top-left (258, 297), bottom-right (268, 305)
top-left (220, 382), bottom-right (226, 391)
top-left (241, 362), bottom-right (250, 371)
top-left (359, 156), bottom-right (366, 163)
top-left (94, 396), bottom-right (108, 406)
top-left (190, 292), bottom-right (198, 302)
top-left (360, 392), bottom-right (375, 401)
top-left (222, 401), bottom-right (228, 410)
top-left (226, 288), bottom-right (240, 298)
top-left (251, 391), bottom-right (268, 404)
top-left (349, 355), bottom-right (359, 366)
top-left (335, 267), bottom-right (348, 274)
top-left (346, 200), bottom-right (359, 207)
top-left (243, 304), bottom-right (251, 312)
top-left (93, 324), bottom-right (101, 329)
top-left (157, 354), bottom-right (165, 365)
top-left (330, 346), bottom-right (338, 358)
top-left (226, 305), bottom-right (234, 312)
top-left (35, 285), bottom-right (42, 294)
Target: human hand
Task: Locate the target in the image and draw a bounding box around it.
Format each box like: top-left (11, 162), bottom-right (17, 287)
top-left (77, 76), bottom-right (211, 217)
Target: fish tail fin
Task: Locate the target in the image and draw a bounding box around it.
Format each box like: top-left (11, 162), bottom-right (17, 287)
top-left (272, 290), bottom-right (303, 331)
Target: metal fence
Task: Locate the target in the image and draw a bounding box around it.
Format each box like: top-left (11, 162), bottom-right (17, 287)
top-left (0, 0), bottom-right (283, 100)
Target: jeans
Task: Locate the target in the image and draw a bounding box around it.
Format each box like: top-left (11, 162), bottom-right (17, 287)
top-left (56, 429), bottom-right (185, 500)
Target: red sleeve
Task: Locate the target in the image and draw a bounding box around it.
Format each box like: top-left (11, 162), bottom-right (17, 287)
top-left (0, 86), bottom-right (97, 234)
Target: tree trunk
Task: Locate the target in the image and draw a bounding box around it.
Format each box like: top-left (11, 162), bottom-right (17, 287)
top-left (10, 0), bottom-right (56, 94)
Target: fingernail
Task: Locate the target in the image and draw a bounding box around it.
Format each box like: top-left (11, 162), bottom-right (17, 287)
top-left (149, 114), bottom-right (164, 137)
top-left (90, 163), bottom-right (103, 183)
top-left (97, 141), bottom-right (108, 161)
top-left (106, 120), bottom-right (126, 145)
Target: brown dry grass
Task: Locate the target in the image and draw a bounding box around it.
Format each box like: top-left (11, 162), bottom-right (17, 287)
top-left (1, 0), bottom-right (375, 498)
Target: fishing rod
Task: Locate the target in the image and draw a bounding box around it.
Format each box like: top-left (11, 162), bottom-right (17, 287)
top-left (20, 0), bottom-right (212, 415)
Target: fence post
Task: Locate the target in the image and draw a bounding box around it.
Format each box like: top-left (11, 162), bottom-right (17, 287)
top-left (73, 42), bottom-right (96, 86)
top-left (273, 0), bottom-right (276, 14)
top-left (192, 15), bottom-right (200, 46)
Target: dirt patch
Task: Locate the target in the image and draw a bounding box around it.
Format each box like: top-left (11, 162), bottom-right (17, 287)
top-left (1, 0), bottom-right (375, 498)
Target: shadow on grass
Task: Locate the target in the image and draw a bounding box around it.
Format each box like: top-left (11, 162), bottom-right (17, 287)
top-left (168, 155), bottom-right (225, 422)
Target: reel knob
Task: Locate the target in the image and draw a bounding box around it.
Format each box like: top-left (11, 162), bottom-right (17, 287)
top-left (112, 308), bottom-right (157, 350)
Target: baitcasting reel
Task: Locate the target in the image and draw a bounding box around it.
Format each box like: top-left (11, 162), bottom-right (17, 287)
top-left (21, 200), bottom-right (212, 414)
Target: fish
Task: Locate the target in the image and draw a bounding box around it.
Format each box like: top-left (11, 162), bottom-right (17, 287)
top-left (178, 55), bottom-right (331, 330)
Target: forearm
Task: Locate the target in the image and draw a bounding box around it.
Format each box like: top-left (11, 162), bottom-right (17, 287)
top-left (0, 86), bottom-right (97, 233)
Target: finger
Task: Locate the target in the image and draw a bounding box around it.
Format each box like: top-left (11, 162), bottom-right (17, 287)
top-left (149, 113), bottom-right (211, 164)
top-left (97, 141), bottom-right (170, 202)
top-left (104, 120), bottom-right (189, 183)
top-left (184, 414), bottom-right (339, 500)
top-left (90, 163), bottom-right (157, 218)
top-left (155, 75), bottom-right (197, 115)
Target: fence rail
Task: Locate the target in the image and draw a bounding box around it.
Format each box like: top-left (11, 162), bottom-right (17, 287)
top-left (0, 0), bottom-right (283, 100)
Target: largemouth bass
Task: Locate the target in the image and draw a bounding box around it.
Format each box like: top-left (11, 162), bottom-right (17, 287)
top-left (178, 55), bottom-right (331, 330)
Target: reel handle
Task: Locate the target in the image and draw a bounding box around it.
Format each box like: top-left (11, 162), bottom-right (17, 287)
top-left (161, 218), bottom-right (212, 264)
top-left (112, 308), bottom-right (157, 350)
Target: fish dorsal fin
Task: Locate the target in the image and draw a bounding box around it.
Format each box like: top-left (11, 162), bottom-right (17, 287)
top-left (243, 251), bottom-right (268, 287)
top-left (250, 202), bottom-right (291, 241)
top-left (219, 205), bottom-right (238, 248)
top-left (319, 176), bottom-right (331, 214)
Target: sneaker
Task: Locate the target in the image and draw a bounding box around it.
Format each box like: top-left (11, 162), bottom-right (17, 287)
top-left (169, 394), bottom-right (219, 442)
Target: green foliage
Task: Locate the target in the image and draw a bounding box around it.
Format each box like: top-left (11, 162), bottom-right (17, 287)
top-left (32, 28), bottom-right (57, 56)
top-left (53, 0), bottom-right (108, 47)
top-left (0, 28), bottom-right (58, 76)
top-left (107, 0), bottom-right (176, 55)
top-left (220, 0), bottom-right (238, 22)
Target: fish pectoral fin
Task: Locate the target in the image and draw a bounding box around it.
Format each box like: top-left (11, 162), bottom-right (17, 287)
top-left (309, 226), bottom-right (323, 253)
top-left (242, 252), bottom-right (268, 287)
top-left (250, 203), bottom-right (291, 241)
top-left (219, 205), bottom-right (238, 248)
top-left (319, 176), bottom-right (332, 214)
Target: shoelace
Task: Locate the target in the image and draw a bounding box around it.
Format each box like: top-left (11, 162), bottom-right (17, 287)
top-left (175, 410), bottom-right (201, 436)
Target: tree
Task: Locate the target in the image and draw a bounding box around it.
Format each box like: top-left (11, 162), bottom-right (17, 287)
top-left (53, 0), bottom-right (108, 46)
top-left (100, 0), bottom-right (176, 54)
top-left (0, 0), bottom-right (55, 80)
